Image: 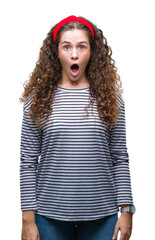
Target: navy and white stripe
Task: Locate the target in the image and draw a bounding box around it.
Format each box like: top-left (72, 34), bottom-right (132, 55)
top-left (20, 86), bottom-right (133, 221)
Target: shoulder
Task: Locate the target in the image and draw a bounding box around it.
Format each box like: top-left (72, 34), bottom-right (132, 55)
top-left (23, 91), bottom-right (35, 113)
top-left (116, 89), bottom-right (125, 108)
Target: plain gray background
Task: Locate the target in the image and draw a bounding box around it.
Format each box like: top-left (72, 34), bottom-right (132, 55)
top-left (0, 0), bottom-right (154, 239)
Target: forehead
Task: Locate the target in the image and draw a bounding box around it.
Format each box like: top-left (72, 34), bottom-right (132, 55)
top-left (59, 29), bottom-right (89, 43)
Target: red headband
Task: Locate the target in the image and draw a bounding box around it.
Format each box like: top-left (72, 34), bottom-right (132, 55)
top-left (53, 15), bottom-right (94, 43)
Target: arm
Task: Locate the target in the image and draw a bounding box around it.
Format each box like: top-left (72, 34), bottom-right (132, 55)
top-left (20, 103), bottom-right (42, 210)
top-left (112, 211), bottom-right (133, 240)
top-left (20, 99), bottom-right (42, 239)
top-left (109, 94), bottom-right (134, 240)
top-left (109, 94), bottom-right (133, 206)
top-left (21, 210), bottom-right (40, 240)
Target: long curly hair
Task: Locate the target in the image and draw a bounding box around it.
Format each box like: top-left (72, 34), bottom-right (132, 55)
top-left (20, 16), bottom-right (122, 130)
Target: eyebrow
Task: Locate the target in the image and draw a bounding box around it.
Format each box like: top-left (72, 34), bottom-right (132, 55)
top-left (61, 41), bottom-right (88, 45)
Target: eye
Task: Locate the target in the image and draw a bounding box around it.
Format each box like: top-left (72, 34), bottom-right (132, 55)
top-left (64, 45), bottom-right (70, 50)
top-left (79, 45), bottom-right (85, 50)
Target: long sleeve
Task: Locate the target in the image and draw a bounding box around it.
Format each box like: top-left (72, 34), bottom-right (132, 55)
top-left (19, 87), bottom-right (134, 221)
top-left (20, 100), bottom-right (42, 210)
top-left (109, 94), bottom-right (133, 206)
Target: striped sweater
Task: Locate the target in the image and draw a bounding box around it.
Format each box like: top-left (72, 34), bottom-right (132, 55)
top-left (20, 86), bottom-right (133, 221)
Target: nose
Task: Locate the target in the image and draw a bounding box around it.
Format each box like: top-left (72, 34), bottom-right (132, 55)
top-left (71, 47), bottom-right (78, 59)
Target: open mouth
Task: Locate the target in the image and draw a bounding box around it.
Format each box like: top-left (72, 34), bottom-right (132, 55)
top-left (70, 64), bottom-right (79, 73)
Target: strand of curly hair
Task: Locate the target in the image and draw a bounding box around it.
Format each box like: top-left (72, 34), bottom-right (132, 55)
top-left (20, 17), bottom-right (123, 130)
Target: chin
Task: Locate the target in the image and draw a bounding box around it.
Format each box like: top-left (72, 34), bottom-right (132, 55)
top-left (69, 76), bottom-right (81, 82)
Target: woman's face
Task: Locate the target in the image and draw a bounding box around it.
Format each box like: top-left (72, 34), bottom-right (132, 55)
top-left (58, 29), bottom-right (91, 84)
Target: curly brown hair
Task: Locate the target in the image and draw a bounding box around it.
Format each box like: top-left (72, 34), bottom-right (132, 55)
top-left (20, 16), bottom-right (122, 130)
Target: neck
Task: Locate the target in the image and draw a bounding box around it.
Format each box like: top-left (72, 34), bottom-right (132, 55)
top-left (58, 73), bottom-right (90, 89)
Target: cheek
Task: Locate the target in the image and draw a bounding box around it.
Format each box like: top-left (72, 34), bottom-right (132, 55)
top-left (58, 54), bottom-right (66, 66)
top-left (82, 53), bottom-right (91, 66)
top-left (59, 56), bottom-right (70, 72)
top-left (58, 52), bottom-right (69, 65)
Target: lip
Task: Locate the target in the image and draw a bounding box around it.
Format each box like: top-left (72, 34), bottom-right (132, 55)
top-left (70, 63), bottom-right (79, 69)
top-left (70, 63), bottom-right (80, 77)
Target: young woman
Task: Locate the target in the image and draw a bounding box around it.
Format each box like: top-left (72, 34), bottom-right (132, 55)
top-left (20, 15), bottom-right (135, 240)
